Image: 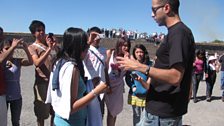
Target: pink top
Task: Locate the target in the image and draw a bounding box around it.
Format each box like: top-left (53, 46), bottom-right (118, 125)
top-left (194, 58), bottom-right (204, 74)
top-left (104, 51), bottom-right (126, 117)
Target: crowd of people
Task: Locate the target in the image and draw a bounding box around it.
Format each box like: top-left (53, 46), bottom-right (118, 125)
top-left (192, 49), bottom-right (223, 103)
top-left (98, 28), bottom-right (140, 40)
top-left (0, 0), bottom-right (223, 126)
top-left (100, 27), bottom-right (165, 45)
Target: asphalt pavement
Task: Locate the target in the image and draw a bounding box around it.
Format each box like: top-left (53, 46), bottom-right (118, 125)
top-left (7, 66), bottom-right (224, 126)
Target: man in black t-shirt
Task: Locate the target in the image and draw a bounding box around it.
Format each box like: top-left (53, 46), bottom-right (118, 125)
top-left (117, 0), bottom-right (195, 126)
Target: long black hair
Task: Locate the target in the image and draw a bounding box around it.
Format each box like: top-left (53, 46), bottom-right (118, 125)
top-left (132, 44), bottom-right (150, 65)
top-left (53, 27), bottom-right (89, 80)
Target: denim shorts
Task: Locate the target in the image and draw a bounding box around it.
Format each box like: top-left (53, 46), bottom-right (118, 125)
top-left (137, 111), bottom-right (182, 126)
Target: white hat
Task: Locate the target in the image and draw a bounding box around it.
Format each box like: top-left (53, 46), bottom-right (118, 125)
top-left (208, 56), bottom-right (216, 61)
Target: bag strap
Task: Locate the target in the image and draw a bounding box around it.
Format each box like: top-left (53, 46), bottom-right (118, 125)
top-left (89, 49), bottom-right (105, 66)
top-left (32, 43), bottom-right (46, 51)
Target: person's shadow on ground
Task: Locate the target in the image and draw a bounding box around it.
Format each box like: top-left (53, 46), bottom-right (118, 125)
top-left (210, 96), bottom-right (222, 101)
top-left (196, 95), bottom-right (222, 102)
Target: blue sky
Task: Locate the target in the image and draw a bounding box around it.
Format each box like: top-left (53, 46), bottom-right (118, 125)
top-left (1, 0), bottom-right (224, 42)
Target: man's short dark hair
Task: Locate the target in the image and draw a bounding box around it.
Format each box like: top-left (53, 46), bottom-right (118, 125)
top-left (158, 0), bottom-right (179, 14)
top-left (29, 20), bottom-right (45, 34)
top-left (87, 26), bottom-right (102, 35)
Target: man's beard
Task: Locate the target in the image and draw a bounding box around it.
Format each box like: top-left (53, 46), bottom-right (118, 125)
top-left (157, 16), bottom-right (166, 26)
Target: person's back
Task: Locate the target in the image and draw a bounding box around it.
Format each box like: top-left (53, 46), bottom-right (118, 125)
top-left (46, 27), bottom-right (107, 126)
top-left (47, 60), bottom-right (87, 126)
top-left (194, 58), bottom-right (204, 74)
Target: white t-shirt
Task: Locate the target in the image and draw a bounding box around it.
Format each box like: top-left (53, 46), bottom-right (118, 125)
top-left (83, 45), bottom-right (107, 83)
top-left (45, 62), bottom-right (74, 119)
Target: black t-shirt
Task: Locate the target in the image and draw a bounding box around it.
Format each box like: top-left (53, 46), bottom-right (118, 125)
top-left (219, 55), bottom-right (224, 71)
top-left (145, 22), bottom-right (195, 117)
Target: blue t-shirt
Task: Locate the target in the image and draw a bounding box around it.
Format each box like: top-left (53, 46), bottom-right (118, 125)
top-left (4, 59), bottom-right (22, 101)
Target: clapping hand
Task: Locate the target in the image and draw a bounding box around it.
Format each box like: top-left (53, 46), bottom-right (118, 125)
top-left (11, 38), bottom-right (23, 48)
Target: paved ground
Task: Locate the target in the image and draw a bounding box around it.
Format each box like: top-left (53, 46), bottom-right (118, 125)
top-left (7, 66), bottom-right (224, 126)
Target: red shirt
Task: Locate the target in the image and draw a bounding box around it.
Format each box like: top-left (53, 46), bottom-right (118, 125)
top-left (0, 66), bottom-right (6, 95)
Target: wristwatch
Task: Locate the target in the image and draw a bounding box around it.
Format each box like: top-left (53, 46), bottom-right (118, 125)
top-left (145, 66), bottom-right (150, 76)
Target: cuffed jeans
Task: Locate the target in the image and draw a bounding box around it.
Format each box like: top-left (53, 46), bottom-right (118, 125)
top-left (132, 105), bottom-right (145, 126)
top-left (137, 111), bottom-right (182, 126)
top-left (7, 98), bottom-right (22, 126)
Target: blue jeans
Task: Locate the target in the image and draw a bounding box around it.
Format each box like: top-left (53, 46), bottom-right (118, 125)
top-left (137, 111), bottom-right (182, 126)
top-left (7, 98), bottom-right (22, 126)
top-left (220, 71), bottom-right (224, 96)
top-left (192, 73), bottom-right (203, 99)
top-left (132, 105), bottom-right (145, 126)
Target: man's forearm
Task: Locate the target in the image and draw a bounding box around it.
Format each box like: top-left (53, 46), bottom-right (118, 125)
top-left (144, 66), bottom-right (184, 86)
top-left (134, 63), bottom-right (149, 74)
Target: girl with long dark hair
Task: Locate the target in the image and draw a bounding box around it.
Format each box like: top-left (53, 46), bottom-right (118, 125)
top-left (46, 27), bottom-right (107, 126)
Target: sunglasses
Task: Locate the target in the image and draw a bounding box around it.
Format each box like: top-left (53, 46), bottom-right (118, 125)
top-left (152, 5), bottom-right (165, 14)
